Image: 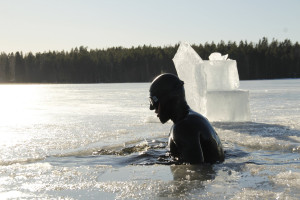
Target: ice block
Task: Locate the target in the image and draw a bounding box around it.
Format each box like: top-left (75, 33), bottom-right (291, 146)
top-left (173, 42), bottom-right (207, 115)
top-left (203, 60), bottom-right (240, 91)
top-left (206, 90), bottom-right (250, 121)
top-left (173, 42), bottom-right (251, 122)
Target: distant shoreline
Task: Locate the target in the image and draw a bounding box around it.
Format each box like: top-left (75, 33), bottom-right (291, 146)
top-left (1, 38), bottom-right (299, 83)
top-left (1, 78), bottom-right (299, 85)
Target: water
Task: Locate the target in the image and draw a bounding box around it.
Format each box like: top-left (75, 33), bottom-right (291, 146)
top-left (0, 79), bottom-right (299, 199)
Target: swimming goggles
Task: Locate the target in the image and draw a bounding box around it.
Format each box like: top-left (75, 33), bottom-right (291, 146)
top-left (149, 96), bottom-right (159, 110)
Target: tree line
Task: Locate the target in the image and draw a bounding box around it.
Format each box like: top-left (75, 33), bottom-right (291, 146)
top-left (0, 37), bottom-right (299, 83)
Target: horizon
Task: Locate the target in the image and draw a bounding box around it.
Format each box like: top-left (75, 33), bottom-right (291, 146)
top-left (1, 37), bottom-right (297, 55)
top-left (1, 0), bottom-right (300, 54)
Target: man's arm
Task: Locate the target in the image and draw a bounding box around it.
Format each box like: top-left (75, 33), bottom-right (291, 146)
top-left (172, 124), bottom-right (205, 164)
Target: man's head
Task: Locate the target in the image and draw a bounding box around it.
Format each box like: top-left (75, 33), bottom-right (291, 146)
top-left (149, 73), bottom-right (186, 123)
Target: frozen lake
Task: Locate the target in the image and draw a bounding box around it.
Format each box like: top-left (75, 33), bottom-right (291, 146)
top-left (0, 79), bottom-right (300, 199)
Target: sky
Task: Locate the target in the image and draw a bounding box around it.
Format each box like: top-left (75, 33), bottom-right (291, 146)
top-left (0, 0), bottom-right (300, 53)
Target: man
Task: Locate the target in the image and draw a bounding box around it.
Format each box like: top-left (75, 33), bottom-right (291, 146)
top-left (149, 73), bottom-right (225, 164)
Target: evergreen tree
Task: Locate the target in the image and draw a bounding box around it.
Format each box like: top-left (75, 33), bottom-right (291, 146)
top-left (0, 38), bottom-right (299, 83)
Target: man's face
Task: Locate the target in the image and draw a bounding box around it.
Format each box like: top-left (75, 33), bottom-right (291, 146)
top-left (155, 103), bottom-right (169, 124)
top-left (155, 103), bottom-right (160, 119)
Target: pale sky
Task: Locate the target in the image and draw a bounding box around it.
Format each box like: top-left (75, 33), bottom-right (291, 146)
top-left (1, 0), bottom-right (299, 53)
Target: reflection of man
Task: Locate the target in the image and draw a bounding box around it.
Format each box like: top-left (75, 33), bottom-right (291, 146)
top-left (149, 73), bottom-right (225, 164)
top-left (170, 164), bottom-right (215, 181)
top-left (161, 165), bottom-right (215, 197)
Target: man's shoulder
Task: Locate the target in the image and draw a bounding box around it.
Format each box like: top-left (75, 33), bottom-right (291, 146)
top-left (180, 110), bottom-right (207, 124)
top-left (175, 109), bottom-right (214, 133)
top-left (174, 110), bottom-right (204, 131)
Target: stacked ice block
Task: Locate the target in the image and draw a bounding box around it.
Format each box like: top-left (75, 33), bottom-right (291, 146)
top-left (173, 42), bottom-right (250, 121)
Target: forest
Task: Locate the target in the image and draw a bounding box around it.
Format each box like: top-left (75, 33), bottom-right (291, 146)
top-left (0, 37), bottom-right (299, 83)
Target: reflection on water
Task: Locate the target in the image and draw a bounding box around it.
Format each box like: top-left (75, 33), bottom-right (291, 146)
top-left (0, 85), bottom-right (43, 125)
top-left (170, 164), bottom-right (215, 182)
top-left (0, 80), bottom-right (300, 199)
top-left (169, 165), bottom-right (215, 194)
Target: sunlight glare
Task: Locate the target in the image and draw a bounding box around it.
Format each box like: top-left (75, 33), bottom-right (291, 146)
top-left (0, 85), bottom-right (43, 125)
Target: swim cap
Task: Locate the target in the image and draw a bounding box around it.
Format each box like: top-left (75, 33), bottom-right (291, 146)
top-left (149, 73), bottom-right (184, 110)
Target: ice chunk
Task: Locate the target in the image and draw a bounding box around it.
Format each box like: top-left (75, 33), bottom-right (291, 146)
top-left (173, 42), bottom-right (207, 115)
top-left (209, 52), bottom-right (228, 60)
top-left (173, 42), bottom-right (250, 122)
top-left (203, 60), bottom-right (240, 90)
top-left (206, 90), bottom-right (250, 121)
